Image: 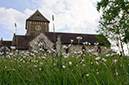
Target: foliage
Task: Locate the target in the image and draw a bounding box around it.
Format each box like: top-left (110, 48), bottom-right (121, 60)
top-left (96, 0), bottom-right (129, 54)
top-left (96, 34), bottom-right (111, 47)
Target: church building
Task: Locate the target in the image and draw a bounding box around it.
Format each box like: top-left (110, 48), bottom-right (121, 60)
top-left (0, 10), bottom-right (110, 53)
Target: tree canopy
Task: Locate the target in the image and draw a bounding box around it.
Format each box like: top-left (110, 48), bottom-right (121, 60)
top-left (96, 0), bottom-right (129, 54)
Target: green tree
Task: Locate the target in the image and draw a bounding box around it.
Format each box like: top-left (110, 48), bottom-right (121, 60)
top-left (96, 0), bottom-right (129, 55)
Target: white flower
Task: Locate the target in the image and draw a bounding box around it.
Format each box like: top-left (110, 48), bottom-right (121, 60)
top-left (85, 42), bottom-right (88, 45)
top-left (69, 62), bottom-right (72, 65)
top-left (113, 59), bottom-right (117, 63)
top-left (40, 62), bottom-right (43, 65)
top-left (34, 60), bottom-right (38, 62)
top-left (102, 58), bottom-right (107, 62)
top-left (39, 68), bottom-right (42, 71)
top-left (95, 57), bottom-right (101, 61)
top-left (63, 45), bottom-right (67, 49)
top-left (106, 54), bottom-right (110, 57)
top-left (71, 39), bottom-right (74, 43)
top-left (62, 65), bottom-right (66, 69)
top-left (91, 62), bottom-right (93, 64)
top-left (0, 52), bottom-right (3, 56)
top-left (5, 66), bottom-right (7, 69)
top-left (97, 72), bottom-right (99, 74)
top-left (34, 65), bottom-right (37, 67)
top-left (64, 54), bottom-right (69, 58)
top-left (10, 46), bottom-right (16, 50)
top-left (96, 61), bottom-right (99, 65)
top-left (68, 44), bottom-right (71, 47)
top-left (42, 56), bottom-right (46, 59)
top-left (86, 74), bottom-right (89, 77)
top-left (23, 60), bottom-right (25, 63)
top-left (47, 50), bottom-right (51, 54)
top-left (9, 53), bottom-right (13, 56)
top-left (88, 43), bottom-right (91, 45)
top-left (23, 56), bottom-right (26, 58)
top-left (76, 36), bottom-right (82, 40)
top-left (116, 72), bottom-right (118, 76)
top-left (83, 64), bottom-right (85, 66)
top-left (54, 63), bottom-right (56, 66)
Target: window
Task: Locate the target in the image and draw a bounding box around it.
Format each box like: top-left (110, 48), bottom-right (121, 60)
top-left (39, 40), bottom-right (45, 49)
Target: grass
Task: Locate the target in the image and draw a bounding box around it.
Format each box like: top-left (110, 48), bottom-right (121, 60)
top-left (0, 49), bottom-right (129, 85)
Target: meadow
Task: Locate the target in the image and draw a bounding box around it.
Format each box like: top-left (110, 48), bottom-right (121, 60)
top-left (0, 45), bottom-right (129, 85)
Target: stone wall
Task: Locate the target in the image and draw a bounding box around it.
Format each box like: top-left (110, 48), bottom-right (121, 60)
top-left (29, 33), bottom-right (54, 51)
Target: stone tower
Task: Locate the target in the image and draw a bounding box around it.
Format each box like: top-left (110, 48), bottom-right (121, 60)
top-left (25, 10), bottom-right (50, 36)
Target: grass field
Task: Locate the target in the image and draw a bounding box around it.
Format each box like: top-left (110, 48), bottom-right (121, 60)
top-left (0, 48), bottom-right (129, 85)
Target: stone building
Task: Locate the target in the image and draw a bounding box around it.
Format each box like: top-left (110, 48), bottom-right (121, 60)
top-left (0, 10), bottom-right (110, 54)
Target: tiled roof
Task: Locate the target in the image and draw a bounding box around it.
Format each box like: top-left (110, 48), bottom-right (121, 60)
top-left (12, 35), bottom-right (35, 50)
top-left (12, 32), bottom-right (110, 50)
top-left (1, 41), bottom-right (12, 48)
top-left (44, 32), bottom-right (108, 45)
top-left (26, 10), bottom-right (50, 22)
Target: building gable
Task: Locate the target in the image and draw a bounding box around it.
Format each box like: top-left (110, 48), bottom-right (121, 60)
top-left (29, 33), bottom-right (54, 50)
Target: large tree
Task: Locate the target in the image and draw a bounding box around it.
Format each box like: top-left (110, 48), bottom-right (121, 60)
top-left (97, 0), bottom-right (129, 55)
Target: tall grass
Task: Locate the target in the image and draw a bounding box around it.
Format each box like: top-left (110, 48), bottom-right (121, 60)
top-left (0, 49), bottom-right (129, 85)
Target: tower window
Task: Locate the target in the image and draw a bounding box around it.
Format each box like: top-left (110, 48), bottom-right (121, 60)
top-left (36, 14), bottom-right (40, 18)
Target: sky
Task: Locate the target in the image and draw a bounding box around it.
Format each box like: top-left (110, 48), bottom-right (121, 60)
top-left (0, 0), bottom-right (101, 40)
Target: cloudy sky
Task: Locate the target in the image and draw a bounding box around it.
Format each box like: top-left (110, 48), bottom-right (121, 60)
top-left (0, 0), bottom-right (101, 40)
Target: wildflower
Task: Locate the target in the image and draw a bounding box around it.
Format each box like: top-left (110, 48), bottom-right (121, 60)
top-left (10, 46), bottom-right (16, 50)
top-left (113, 59), bottom-right (117, 63)
top-left (76, 36), bottom-right (82, 40)
top-left (62, 65), bottom-right (66, 69)
top-left (39, 68), bottom-right (42, 71)
top-left (69, 62), bottom-right (72, 65)
top-left (86, 74), bottom-right (89, 77)
top-left (95, 57), bottom-right (101, 61)
top-left (83, 64), bottom-right (85, 66)
top-left (96, 61), bottom-right (99, 65)
top-left (23, 60), bottom-right (25, 63)
top-left (71, 39), bottom-right (74, 43)
top-left (47, 50), bottom-right (51, 54)
top-left (97, 72), bottom-right (99, 74)
top-left (106, 54), bottom-right (110, 57)
top-left (42, 56), bottom-right (46, 59)
top-left (115, 72), bottom-right (118, 76)
top-left (23, 56), bottom-right (26, 58)
top-left (63, 45), bottom-right (67, 50)
top-left (85, 42), bottom-right (88, 45)
top-left (91, 62), bottom-right (93, 65)
top-left (40, 62), bottom-right (43, 65)
top-left (0, 52), bottom-right (3, 56)
top-left (9, 53), bottom-right (13, 56)
top-left (34, 65), bottom-right (37, 67)
top-left (34, 60), bottom-right (38, 63)
top-left (68, 44), bottom-right (71, 47)
top-left (64, 54), bottom-right (69, 58)
top-left (88, 43), bottom-right (91, 46)
top-left (20, 59), bottom-right (23, 61)
top-left (54, 63), bottom-right (56, 66)
top-left (102, 58), bottom-right (107, 62)
top-left (5, 66), bottom-right (7, 69)
top-left (76, 64), bottom-right (78, 67)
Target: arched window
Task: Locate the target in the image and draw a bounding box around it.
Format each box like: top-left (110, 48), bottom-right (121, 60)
top-left (39, 40), bottom-right (45, 49)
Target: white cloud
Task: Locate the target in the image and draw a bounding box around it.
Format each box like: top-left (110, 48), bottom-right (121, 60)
top-left (0, 0), bottom-right (102, 40)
